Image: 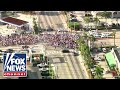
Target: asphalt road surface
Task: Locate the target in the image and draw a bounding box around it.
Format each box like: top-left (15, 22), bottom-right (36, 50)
top-left (38, 11), bottom-right (68, 32)
top-left (0, 11), bottom-right (88, 79)
top-left (51, 52), bottom-right (87, 79)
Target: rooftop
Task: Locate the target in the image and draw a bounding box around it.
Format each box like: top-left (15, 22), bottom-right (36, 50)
top-left (114, 48), bottom-right (120, 63)
top-left (0, 17), bottom-right (28, 27)
top-left (105, 52), bottom-right (116, 67)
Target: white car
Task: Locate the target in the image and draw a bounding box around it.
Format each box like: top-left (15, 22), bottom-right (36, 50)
top-left (101, 33), bottom-right (110, 38)
top-left (93, 34), bottom-right (101, 38)
top-left (37, 63), bottom-right (48, 67)
top-left (39, 68), bottom-right (49, 71)
top-left (89, 30), bottom-right (97, 35)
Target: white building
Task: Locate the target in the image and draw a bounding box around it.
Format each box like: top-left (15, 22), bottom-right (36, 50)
top-left (91, 11), bottom-right (120, 18)
top-left (111, 48), bottom-right (120, 73)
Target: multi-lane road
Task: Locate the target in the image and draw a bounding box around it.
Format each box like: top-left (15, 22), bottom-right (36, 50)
top-left (0, 11), bottom-right (88, 79)
top-left (36, 11), bottom-right (88, 79)
top-left (38, 11), bottom-right (68, 32)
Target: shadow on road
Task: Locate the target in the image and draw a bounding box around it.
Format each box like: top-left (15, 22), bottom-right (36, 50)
top-left (40, 28), bottom-right (55, 32)
top-left (52, 57), bottom-right (66, 64)
top-left (39, 11), bottom-right (59, 16)
top-left (27, 70), bottom-right (39, 79)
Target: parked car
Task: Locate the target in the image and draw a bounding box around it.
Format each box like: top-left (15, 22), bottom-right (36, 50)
top-left (6, 49), bottom-right (14, 53)
top-left (73, 52), bottom-right (79, 56)
top-left (116, 23), bottom-right (120, 26)
top-left (89, 30), bottom-right (97, 35)
top-left (101, 32), bottom-right (111, 38)
top-left (112, 23), bottom-right (116, 27)
top-left (70, 14), bottom-right (76, 17)
top-left (93, 33), bottom-right (102, 38)
top-left (58, 30), bottom-right (69, 32)
top-left (69, 18), bottom-right (78, 22)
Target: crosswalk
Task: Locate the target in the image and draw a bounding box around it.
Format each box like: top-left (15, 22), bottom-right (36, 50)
top-left (52, 53), bottom-right (87, 79)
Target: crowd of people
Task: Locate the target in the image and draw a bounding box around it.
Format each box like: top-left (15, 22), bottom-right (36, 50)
top-left (0, 33), bottom-right (80, 49)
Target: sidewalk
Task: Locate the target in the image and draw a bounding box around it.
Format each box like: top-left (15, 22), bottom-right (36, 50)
top-left (77, 51), bottom-right (90, 79)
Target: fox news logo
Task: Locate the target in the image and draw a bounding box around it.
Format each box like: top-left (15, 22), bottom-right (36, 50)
top-left (3, 53), bottom-right (27, 77)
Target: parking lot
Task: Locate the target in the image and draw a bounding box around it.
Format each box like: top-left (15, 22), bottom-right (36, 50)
top-left (91, 51), bottom-right (114, 79)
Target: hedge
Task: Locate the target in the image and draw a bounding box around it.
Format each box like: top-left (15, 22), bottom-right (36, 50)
top-left (68, 22), bottom-right (80, 30)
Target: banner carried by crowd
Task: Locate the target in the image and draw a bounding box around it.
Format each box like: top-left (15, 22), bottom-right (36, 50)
top-left (0, 33), bottom-right (80, 49)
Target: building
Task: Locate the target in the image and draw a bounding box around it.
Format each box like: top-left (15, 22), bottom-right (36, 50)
top-left (91, 11), bottom-right (120, 18)
top-left (111, 48), bottom-right (120, 72)
top-left (105, 48), bottom-right (120, 73)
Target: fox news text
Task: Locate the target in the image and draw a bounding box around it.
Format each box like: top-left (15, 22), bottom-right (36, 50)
top-left (3, 53), bottom-right (27, 77)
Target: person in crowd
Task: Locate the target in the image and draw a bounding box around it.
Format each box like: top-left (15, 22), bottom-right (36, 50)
top-left (0, 32), bottom-right (79, 49)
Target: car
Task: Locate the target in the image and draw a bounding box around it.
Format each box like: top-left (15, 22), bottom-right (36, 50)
top-left (47, 27), bottom-right (54, 31)
top-left (39, 68), bottom-right (49, 71)
top-left (58, 30), bottom-right (69, 32)
top-left (70, 14), bottom-right (76, 17)
top-left (112, 23), bottom-right (116, 27)
top-left (25, 30), bottom-right (33, 34)
top-left (89, 30), bottom-right (97, 35)
top-left (41, 70), bottom-right (50, 76)
top-left (6, 49), bottom-right (14, 53)
top-left (116, 23), bottom-right (120, 26)
top-left (93, 33), bottom-right (102, 38)
top-left (83, 28), bottom-right (90, 31)
top-left (73, 52), bottom-right (79, 56)
top-left (100, 22), bottom-right (105, 27)
top-left (71, 19), bottom-right (77, 22)
top-left (62, 49), bottom-right (70, 53)
top-left (69, 18), bottom-right (78, 22)
top-left (22, 45), bottom-right (29, 49)
top-left (37, 63), bottom-right (48, 67)
top-left (101, 33), bottom-right (111, 38)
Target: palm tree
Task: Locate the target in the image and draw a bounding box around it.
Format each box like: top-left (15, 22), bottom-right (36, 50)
top-left (97, 11), bottom-right (111, 30)
top-left (84, 17), bottom-right (91, 29)
top-left (33, 18), bottom-right (39, 34)
top-left (83, 32), bottom-right (89, 45)
top-left (110, 31), bottom-right (116, 46)
top-left (94, 16), bottom-right (100, 29)
top-left (76, 36), bottom-right (84, 46)
top-left (94, 65), bottom-right (104, 79)
top-left (89, 35), bottom-right (96, 48)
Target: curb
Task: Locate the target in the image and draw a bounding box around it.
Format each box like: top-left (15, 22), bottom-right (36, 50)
top-left (77, 51), bottom-right (90, 79)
